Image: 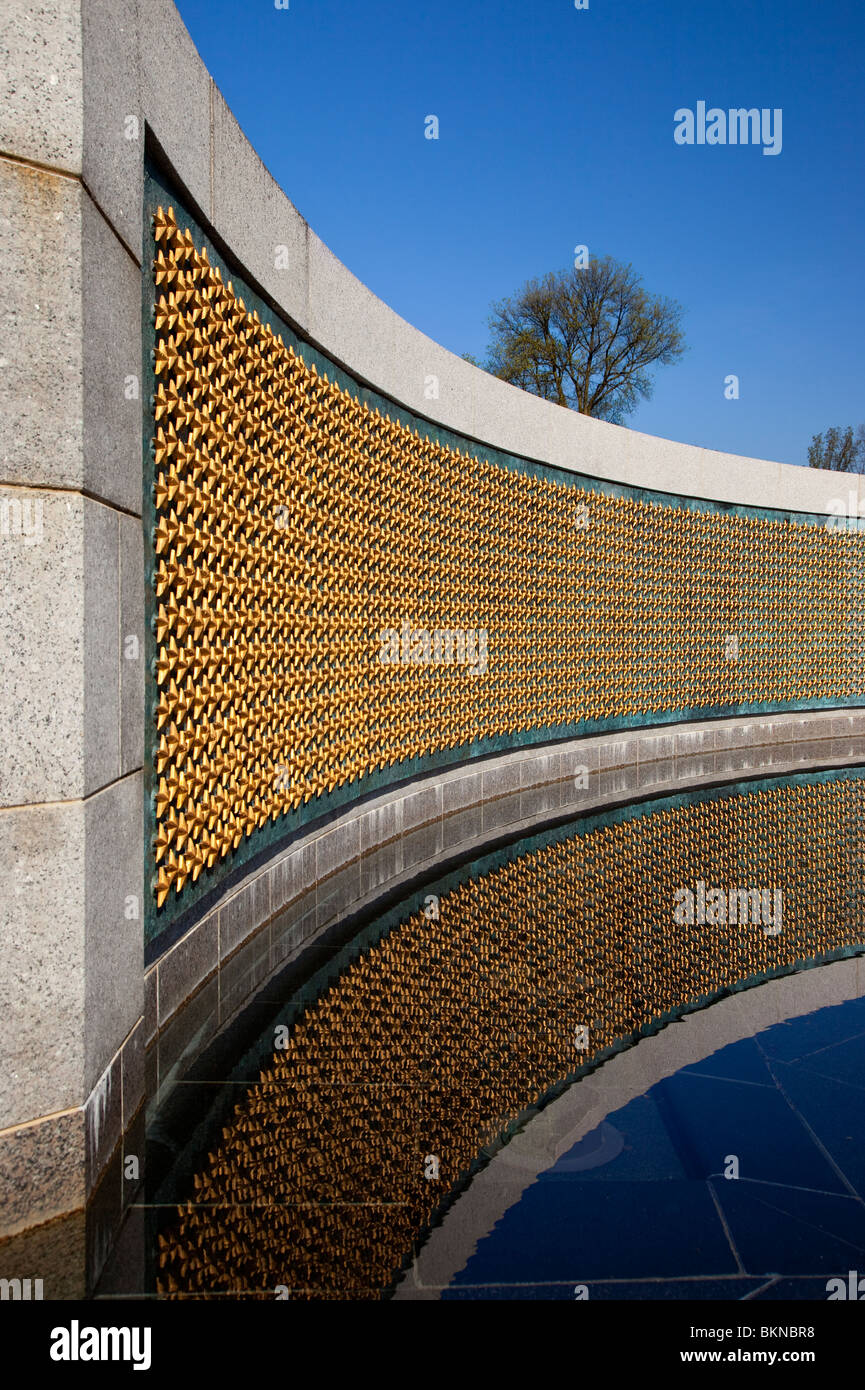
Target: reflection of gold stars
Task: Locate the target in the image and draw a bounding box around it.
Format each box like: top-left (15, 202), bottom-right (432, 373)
top-left (156, 777), bottom-right (865, 1299)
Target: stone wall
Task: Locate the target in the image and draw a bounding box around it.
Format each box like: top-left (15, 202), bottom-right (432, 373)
top-left (0, 0), bottom-right (863, 1250)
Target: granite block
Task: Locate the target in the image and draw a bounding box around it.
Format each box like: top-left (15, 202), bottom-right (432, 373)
top-left (359, 797), bottom-right (403, 852)
top-left (120, 1018), bottom-right (145, 1130)
top-left (119, 513), bottom-right (144, 775)
top-left (0, 800), bottom-right (85, 1128)
top-left (316, 817), bottom-right (361, 881)
top-left (0, 1108), bottom-right (85, 1239)
top-left (81, 0), bottom-right (142, 258)
top-left (219, 870), bottom-right (270, 961)
top-left (0, 489), bottom-right (85, 806)
top-left (0, 0), bottom-right (83, 170)
top-left (0, 163), bottom-right (83, 492)
top-left (157, 913), bottom-right (218, 1025)
top-left (84, 1046), bottom-right (122, 1193)
top-left (270, 839), bottom-right (316, 913)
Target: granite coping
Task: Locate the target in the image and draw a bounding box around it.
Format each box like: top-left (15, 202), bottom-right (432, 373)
top-left (145, 708), bottom-right (865, 1050)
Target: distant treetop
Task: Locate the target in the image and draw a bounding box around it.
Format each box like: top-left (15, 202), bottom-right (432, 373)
top-left (807, 425), bottom-right (865, 474)
top-left (464, 255), bottom-right (686, 425)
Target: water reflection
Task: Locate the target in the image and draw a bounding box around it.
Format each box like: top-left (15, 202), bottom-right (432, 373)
top-left (438, 997), bottom-right (865, 1300)
top-left (149, 776), bottom-right (865, 1299)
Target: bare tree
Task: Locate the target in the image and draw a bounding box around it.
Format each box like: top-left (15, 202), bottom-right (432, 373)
top-left (807, 424), bottom-right (865, 473)
top-left (468, 256), bottom-right (686, 424)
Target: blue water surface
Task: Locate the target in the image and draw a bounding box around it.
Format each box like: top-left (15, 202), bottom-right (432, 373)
top-left (444, 996), bottom-right (865, 1300)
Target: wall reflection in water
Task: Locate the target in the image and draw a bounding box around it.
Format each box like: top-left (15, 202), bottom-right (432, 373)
top-left (153, 774), bottom-right (865, 1298)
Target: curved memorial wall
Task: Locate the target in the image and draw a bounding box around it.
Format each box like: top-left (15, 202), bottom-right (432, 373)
top-left (145, 178), bottom-right (863, 955)
top-left (1, 0), bottom-right (863, 1267)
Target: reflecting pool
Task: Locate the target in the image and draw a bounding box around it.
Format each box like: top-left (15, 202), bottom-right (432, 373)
top-left (101, 776), bottom-right (865, 1300)
top-left (437, 996), bottom-right (865, 1300)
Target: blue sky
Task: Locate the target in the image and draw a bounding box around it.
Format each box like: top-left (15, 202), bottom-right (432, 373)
top-left (175, 0), bottom-right (864, 466)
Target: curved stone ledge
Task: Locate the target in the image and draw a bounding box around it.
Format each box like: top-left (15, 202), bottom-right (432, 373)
top-left (4, 0), bottom-right (848, 518)
top-left (145, 708), bottom-right (865, 1053)
top-left (2, 0), bottom-right (863, 513)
